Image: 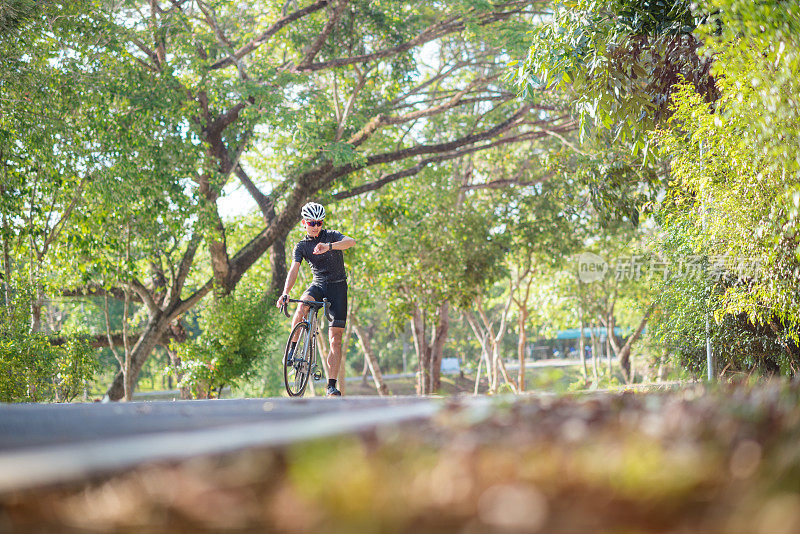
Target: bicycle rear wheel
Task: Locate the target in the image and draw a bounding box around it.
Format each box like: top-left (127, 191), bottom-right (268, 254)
top-left (284, 322), bottom-right (313, 396)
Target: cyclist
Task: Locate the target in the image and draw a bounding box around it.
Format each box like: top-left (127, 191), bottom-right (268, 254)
top-left (276, 202), bottom-right (356, 397)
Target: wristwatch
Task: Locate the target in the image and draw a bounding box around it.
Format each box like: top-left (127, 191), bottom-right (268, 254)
top-left (328, 242), bottom-right (333, 251)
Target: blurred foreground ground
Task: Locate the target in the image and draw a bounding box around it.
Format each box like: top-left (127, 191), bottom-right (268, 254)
top-left (3, 381), bottom-right (800, 533)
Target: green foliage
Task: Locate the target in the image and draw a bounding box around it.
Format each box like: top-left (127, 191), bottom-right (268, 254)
top-left (512, 0), bottom-right (800, 378)
top-left (170, 288), bottom-right (281, 398)
top-left (646, 0), bottom-right (800, 375)
top-left (53, 335), bottom-right (98, 402)
top-left (349, 172), bottom-right (509, 324)
top-left (514, 0), bottom-right (714, 145)
top-left (0, 0), bottom-right (37, 34)
top-left (0, 282), bottom-right (98, 402)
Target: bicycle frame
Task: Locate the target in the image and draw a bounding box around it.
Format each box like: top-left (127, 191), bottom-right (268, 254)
top-left (297, 307), bottom-right (320, 368)
top-left (281, 297), bottom-right (329, 395)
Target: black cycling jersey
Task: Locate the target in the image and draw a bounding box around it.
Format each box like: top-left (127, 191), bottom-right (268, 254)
top-left (292, 229), bottom-right (347, 284)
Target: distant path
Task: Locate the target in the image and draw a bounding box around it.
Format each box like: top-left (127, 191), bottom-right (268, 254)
top-left (347, 358), bottom-right (585, 382)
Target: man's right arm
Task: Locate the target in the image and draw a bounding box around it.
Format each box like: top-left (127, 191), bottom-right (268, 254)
top-left (276, 261), bottom-right (301, 307)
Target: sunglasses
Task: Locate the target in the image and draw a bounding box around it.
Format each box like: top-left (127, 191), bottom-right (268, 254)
top-left (304, 220), bottom-right (324, 227)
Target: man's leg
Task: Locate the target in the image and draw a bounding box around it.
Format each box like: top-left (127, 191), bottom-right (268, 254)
top-left (327, 326), bottom-right (345, 381)
top-left (324, 281), bottom-right (347, 395)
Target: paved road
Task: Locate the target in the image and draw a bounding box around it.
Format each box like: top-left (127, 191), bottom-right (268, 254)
top-left (0, 396), bottom-right (435, 452)
top-left (0, 378), bottom-right (681, 493)
top-left (0, 396), bottom-right (444, 493)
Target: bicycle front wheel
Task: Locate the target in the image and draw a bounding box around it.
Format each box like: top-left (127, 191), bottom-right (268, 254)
top-left (284, 322), bottom-right (313, 397)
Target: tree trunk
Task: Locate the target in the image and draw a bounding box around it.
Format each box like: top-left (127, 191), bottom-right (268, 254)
top-left (402, 337), bottom-right (409, 374)
top-left (590, 323), bottom-right (599, 383)
top-left (353, 321), bottom-right (390, 396)
top-left (30, 298), bottom-right (43, 333)
top-left (657, 349), bottom-right (668, 381)
top-left (410, 305), bottom-right (449, 395)
top-left (166, 347), bottom-right (191, 399)
top-left (609, 302), bottom-right (657, 384)
top-left (464, 311), bottom-right (493, 393)
top-left (361, 350), bottom-right (369, 385)
top-left (121, 283), bottom-right (133, 402)
top-left (429, 302), bottom-right (449, 392)
top-left (269, 232), bottom-right (288, 299)
top-left (476, 293), bottom-right (516, 394)
top-left (337, 304), bottom-right (354, 395)
top-left (495, 350), bottom-right (518, 393)
top-left (517, 308), bottom-right (527, 392)
top-left (166, 320), bottom-right (191, 399)
top-left (317, 330), bottom-right (331, 378)
top-left (579, 319), bottom-right (587, 381)
top-left (105, 311), bottom-right (171, 400)
top-left (1, 208), bottom-right (11, 310)
top-left (473, 342), bottom-right (484, 395)
top-left (606, 329), bottom-right (612, 377)
top-left (410, 308), bottom-right (430, 395)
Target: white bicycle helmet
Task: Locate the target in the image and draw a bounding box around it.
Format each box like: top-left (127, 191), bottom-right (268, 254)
top-left (301, 202), bottom-right (325, 221)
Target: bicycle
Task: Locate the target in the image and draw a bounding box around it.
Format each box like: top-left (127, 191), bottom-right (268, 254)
top-left (279, 297), bottom-right (329, 397)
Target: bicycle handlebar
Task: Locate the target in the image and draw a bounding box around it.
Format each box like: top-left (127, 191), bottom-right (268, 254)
top-left (280, 297), bottom-right (329, 318)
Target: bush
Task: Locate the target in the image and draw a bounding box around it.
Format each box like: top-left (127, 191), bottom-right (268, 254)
top-left (170, 288), bottom-right (282, 398)
top-left (0, 283), bottom-right (97, 402)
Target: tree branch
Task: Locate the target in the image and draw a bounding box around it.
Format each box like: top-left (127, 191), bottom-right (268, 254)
top-left (298, 0), bottom-right (349, 68)
top-left (197, 0), bottom-right (249, 79)
top-left (296, 15), bottom-right (461, 72)
top-left (234, 165), bottom-right (273, 221)
top-left (328, 105), bottom-right (534, 197)
top-left (335, 65), bottom-right (366, 141)
top-left (209, 0), bottom-right (330, 70)
top-left (346, 77), bottom-right (491, 147)
top-left (295, 2), bottom-right (530, 73)
top-left (357, 104), bottom-right (532, 168)
top-left (332, 128), bottom-right (549, 200)
top-left (173, 279), bottom-right (215, 318)
top-left (129, 278), bottom-right (159, 316)
top-left (49, 332), bottom-right (141, 350)
top-left (60, 285), bottom-right (142, 302)
top-left (389, 59), bottom-right (488, 107)
top-left (167, 231), bottom-right (202, 307)
top-left (41, 177), bottom-right (86, 256)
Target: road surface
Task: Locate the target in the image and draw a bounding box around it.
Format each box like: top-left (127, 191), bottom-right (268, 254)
top-left (0, 396), bottom-right (446, 493)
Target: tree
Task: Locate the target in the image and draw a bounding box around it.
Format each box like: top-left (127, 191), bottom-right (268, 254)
top-left (340, 170), bottom-right (508, 394)
top-left (82, 0), bottom-right (570, 399)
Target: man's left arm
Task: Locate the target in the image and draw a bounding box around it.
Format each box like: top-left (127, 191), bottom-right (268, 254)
top-left (313, 233), bottom-right (355, 254)
top-left (328, 234), bottom-right (356, 251)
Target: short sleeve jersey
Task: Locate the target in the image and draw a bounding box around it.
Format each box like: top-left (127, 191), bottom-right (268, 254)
top-left (292, 229), bottom-right (348, 283)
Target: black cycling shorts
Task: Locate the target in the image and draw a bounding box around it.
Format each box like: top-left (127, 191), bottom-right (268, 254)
top-left (303, 280), bottom-right (347, 328)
